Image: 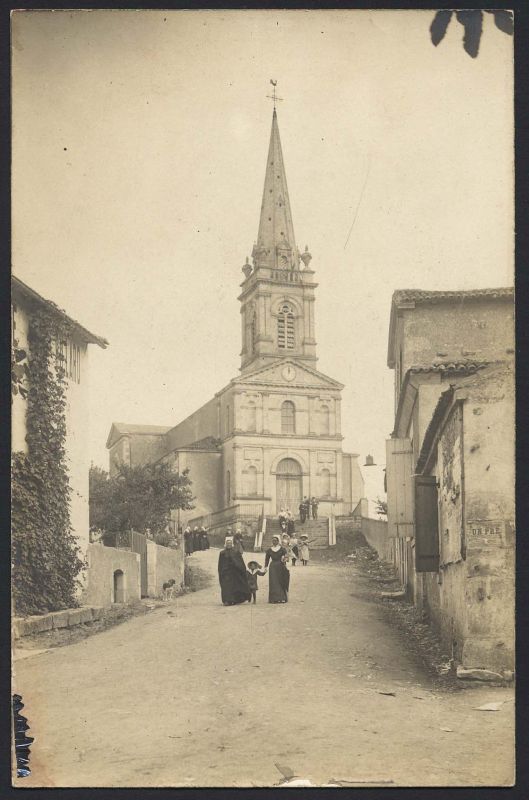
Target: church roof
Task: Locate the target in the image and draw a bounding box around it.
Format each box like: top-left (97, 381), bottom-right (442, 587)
top-left (106, 423), bottom-right (171, 448)
top-left (253, 108), bottom-right (298, 269)
top-left (180, 436), bottom-right (221, 451)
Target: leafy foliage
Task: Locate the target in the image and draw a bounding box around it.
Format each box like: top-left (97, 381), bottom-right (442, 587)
top-left (430, 9), bottom-right (513, 58)
top-left (375, 497), bottom-right (388, 517)
top-left (11, 303), bottom-right (29, 399)
top-left (89, 462), bottom-right (194, 538)
top-left (11, 306), bottom-right (84, 616)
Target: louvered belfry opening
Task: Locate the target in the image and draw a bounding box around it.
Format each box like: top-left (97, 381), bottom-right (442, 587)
top-left (278, 303), bottom-right (295, 350)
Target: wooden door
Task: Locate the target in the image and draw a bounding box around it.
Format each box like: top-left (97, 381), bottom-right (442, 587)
top-left (276, 458), bottom-right (302, 514)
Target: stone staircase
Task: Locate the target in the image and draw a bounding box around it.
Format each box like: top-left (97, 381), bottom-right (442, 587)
top-left (259, 516), bottom-right (330, 551)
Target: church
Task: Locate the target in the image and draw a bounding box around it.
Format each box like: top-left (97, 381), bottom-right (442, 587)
top-left (107, 105), bottom-right (364, 533)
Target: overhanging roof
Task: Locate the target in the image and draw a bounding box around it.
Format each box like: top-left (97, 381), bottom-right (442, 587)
top-left (12, 275), bottom-right (109, 349)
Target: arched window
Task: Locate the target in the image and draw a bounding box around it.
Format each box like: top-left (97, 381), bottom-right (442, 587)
top-left (247, 401), bottom-right (257, 432)
top-left (246, 465), bottom-right (258, 496)
top-left (320, 468), bottom-right (331, 497)
top-left (281, 400), bottom-right (296, 434)
top-left (320, 404), bottom-right (330, 436)
top-left (278, 303), bottom-right (295, 350)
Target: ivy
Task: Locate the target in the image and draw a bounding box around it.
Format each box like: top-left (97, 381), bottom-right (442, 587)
top-left (12, 304), bottom-right (84, 616)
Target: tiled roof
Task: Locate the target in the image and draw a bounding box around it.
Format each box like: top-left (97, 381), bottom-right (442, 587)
top-left (182, 436), bottom-right (221, 451)
top-left (392, 287), bottom-right (513, 306)
top-left (408, 361), bottom-right (489, 375)
top-left (392, 361), bottom-right (488, 437)
top-left (12, 275), bottom-right (109, 348)
top-left (415, 387), bottom-right (456, 474)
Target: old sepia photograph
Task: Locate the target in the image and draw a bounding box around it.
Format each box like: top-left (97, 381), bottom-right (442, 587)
top-left (11, 8), bottom-right (515, 788)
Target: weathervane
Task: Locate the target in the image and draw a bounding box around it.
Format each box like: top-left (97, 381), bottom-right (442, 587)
top-left (267, 79), bottom-right (283, 109)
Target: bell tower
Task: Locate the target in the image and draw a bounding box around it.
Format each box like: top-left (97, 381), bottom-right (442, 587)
top-left (239, 104), bottom-right (318, 374)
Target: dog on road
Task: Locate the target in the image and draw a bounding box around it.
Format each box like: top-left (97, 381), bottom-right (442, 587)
top-left (162, 578), bottom-right (176, 600)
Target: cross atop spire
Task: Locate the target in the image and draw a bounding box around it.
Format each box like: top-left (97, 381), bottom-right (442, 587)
top-left (266, 78), bottom-right (283, 109)
top-left (252, 103), bottom-right (299, 271)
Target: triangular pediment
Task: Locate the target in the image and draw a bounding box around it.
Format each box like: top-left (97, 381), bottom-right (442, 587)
top-left (233, 359), bottom-right (343, 391)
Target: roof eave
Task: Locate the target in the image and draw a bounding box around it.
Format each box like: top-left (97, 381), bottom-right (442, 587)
top-left (12, 276), bottom-right (109, 349)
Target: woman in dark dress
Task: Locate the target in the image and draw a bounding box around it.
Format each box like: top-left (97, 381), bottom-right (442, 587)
top-left (202, 528), bottom-right (210, 550)
top-left (218, 537), bottom-right (251, 605)
top-left (264, 535), bottom-right (290, 603)
top-left (184, 526), bottom-right (193, 555)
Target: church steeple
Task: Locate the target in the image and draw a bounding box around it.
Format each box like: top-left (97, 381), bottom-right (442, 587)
top-left (239, 100), bottom-right (317, 374)
top-left (252, 109), bottom-right (299, 271)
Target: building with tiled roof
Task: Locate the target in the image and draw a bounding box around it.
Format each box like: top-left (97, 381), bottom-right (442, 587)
top-left (385, 285), bottom-right (514, 673)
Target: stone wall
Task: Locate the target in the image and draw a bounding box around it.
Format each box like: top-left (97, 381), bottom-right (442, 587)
top-left (146, 540), bottom-right (184, 597)
top-left (361, 518), bottom-right (391, 562)
top-left (82, 544), bottom-right (141, 607)
top-left (421, 364), bottom-right (515, 671)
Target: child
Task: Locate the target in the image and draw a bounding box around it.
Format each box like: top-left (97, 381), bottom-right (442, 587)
top-left (246, 561), bottom-right (267, 603)
top-left (299, 534), bottom-right (312, 566)
top-left (290, 534), bottom-right (299, 566)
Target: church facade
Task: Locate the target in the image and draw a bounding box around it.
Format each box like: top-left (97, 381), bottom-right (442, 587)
top-left (107, 108), bottom-right (364, 526)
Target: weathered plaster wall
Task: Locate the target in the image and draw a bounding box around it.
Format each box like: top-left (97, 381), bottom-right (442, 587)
top-left (361, 518), bottom-right (391, 561)
top-left (164, 394), bottom-right (222, 452)
top-left (82, 544), bottom-right (141, 607)
top-left (422, 364), bottom-right (515, 671)
top-left (130, 433), bottom-right (168, 468)
top-left (400, 299), bottom-right (514, 379)
top-left (146, 540), bottom-right (184, 597)
top-left (174, 450), bottom-right (222, 527)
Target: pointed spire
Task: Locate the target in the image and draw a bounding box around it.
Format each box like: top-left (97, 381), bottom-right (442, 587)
top-left (252, 108), bottom-right (299, 271)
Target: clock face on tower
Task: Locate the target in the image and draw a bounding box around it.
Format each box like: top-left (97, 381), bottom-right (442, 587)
top-left (282, 365), bottom-right (296, 382)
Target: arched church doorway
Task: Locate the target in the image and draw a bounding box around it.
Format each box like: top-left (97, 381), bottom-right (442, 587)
top-left (276, 458), bottom-right (302, 514)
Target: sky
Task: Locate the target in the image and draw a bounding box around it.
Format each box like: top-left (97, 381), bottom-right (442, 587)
top-left (12, 10), bottom-right (513, 507)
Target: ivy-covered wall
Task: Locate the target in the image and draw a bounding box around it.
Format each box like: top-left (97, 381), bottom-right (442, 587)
top-left (12, 302), bottom-right (84, 615)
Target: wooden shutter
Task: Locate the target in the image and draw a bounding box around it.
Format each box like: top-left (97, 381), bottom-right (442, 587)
top-left (414, 474), bottom-right (439, 572)
top-left (386, 438), bottom-right (414, 537)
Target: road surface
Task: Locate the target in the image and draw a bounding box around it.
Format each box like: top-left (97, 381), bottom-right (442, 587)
top-left (13, 548), bottom-right (514, 787)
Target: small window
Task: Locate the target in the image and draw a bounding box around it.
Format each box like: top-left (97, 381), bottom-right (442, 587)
top-left (225, 405), bottom-right (230, 435)
top-left (278, 303), bottom-right (295, 350)
top-left (281, 400), bottom-right (296, 434)
top-left (226, 470), bottom-right (231, 506)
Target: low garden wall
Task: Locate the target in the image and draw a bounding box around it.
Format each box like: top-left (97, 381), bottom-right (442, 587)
top-left (146, 540), bottom-right (184, 597)
top-left (82, 543), bottom-right (141, 607)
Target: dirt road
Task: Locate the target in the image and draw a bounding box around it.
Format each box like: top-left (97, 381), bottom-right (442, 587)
top-left (13, 549), bottom-right (514, 787)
